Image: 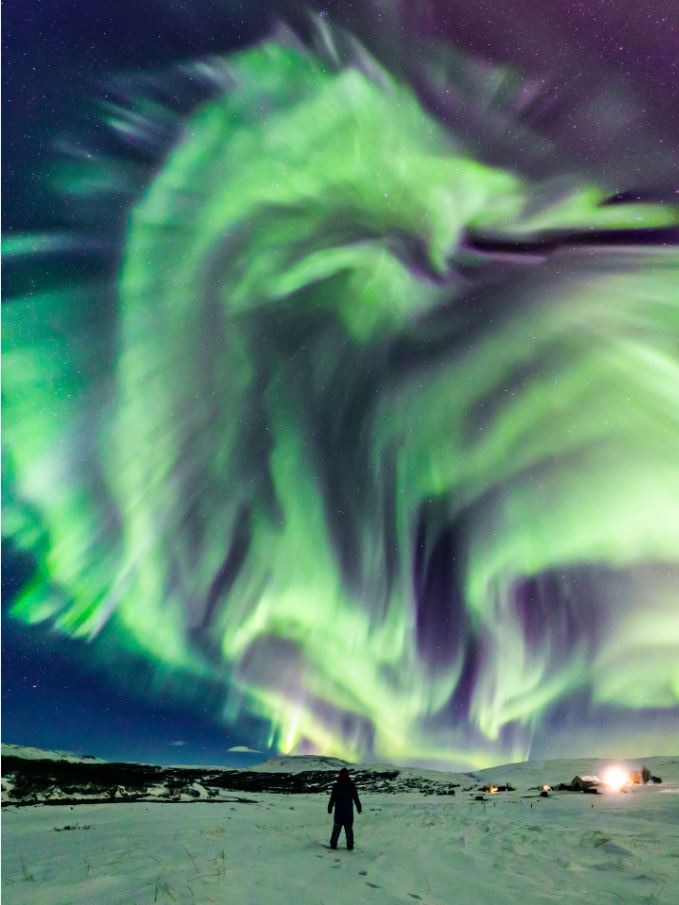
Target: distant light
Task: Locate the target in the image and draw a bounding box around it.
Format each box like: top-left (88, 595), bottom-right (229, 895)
top-left (602, 766), bottom-right (630, 792)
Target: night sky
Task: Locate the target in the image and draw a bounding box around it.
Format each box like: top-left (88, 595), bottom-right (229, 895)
top-left (3, 1), bottom-right (678, 768)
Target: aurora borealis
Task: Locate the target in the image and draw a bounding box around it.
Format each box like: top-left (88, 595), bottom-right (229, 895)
top-left (3, 2), bottom-right (679, 768)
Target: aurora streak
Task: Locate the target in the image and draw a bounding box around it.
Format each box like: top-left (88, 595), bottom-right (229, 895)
top-left (3, 16), bottom-right (679, 768)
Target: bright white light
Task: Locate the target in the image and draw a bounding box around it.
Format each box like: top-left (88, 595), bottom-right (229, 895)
top-left (602, 765), bottom-right (629, 792)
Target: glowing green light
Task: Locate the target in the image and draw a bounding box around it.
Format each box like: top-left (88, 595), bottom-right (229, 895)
top-left (3, 36), bottom-right (678, 766)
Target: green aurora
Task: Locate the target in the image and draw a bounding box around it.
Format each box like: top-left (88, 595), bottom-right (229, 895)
top-left (4, 34), bottom-right (679, 767)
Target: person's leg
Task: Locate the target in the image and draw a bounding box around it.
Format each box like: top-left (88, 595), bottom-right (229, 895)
top-left (330, 822), bottom-right (341, 849)
top-left (345, 818), bottom-right (354, 850)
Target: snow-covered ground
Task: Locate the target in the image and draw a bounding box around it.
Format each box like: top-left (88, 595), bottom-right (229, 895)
top-left (3, 757), bottom-right (678, 905)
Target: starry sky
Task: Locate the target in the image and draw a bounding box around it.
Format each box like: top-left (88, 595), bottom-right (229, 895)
top-left (3, 0), bottom-right (679, 768)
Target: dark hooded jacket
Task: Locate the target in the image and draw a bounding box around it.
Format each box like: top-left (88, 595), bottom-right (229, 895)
top-left (328, 769), bottom-right (362, 821)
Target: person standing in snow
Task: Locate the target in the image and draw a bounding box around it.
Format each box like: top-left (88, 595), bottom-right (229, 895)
top-left (327, 767), bottom-right (362, 849)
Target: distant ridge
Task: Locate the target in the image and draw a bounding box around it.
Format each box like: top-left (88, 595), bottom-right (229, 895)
top-left (251, 754), bottom-right (351, 773)
top-left (3, 744), bottom-right (677, 809)
top-left (1, 744), bottom-right (106, 764)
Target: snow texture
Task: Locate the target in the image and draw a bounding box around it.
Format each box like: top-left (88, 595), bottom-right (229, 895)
top-left (2, 750), bottom-right (678, 905)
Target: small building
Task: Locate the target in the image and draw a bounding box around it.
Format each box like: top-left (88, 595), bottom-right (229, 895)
top-left (570, 775), bottom-right (600, 791)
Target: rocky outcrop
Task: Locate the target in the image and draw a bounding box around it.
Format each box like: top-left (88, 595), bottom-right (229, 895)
top-left (1, 756), bottom-right (459, 807)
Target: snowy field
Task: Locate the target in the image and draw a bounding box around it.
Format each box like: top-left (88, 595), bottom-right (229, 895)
top-left (3, 769), bottom-right (678, 905)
